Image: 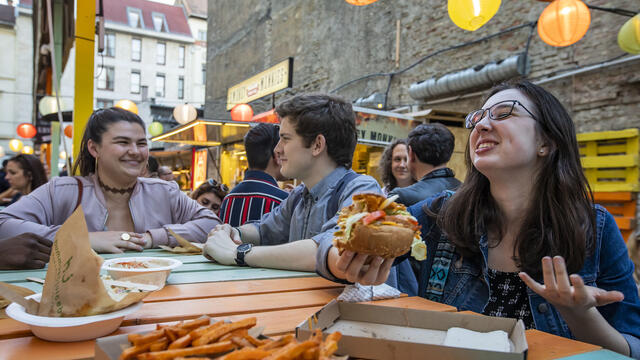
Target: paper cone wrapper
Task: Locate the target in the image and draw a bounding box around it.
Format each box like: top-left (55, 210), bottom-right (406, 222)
top-left (38, 206), bottom-right (153, 317)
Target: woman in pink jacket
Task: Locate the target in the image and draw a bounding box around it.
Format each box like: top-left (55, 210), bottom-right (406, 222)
top-left (0, 107), bottom-right (220, 266)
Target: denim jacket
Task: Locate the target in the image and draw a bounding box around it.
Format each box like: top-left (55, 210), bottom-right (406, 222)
top-left (404, 194), bottom-right (640, 358)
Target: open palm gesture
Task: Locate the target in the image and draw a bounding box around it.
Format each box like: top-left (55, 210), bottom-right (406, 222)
top-left (519, 256), bottom-right (624, 315)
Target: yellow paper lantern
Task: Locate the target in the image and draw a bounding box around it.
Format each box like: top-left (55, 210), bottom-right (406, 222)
top-left (448, 0), bottom-right (501, 31)
top-left (114, 99), bottom-right (139, 114)
top-left (21, 146), bottom-right (34, 155)
top-left (148, 122), bottom-right (164, 137)
top-left (538, 0), bottom-right (591, 47)
top-left (60, 150), bottom-right (67, 160)
top-left (8, 139), bottom-right (23, 152)
top-left (618, 14), bottom-right (640, 54)
top-left (344, 0), bottom-right (378, 5)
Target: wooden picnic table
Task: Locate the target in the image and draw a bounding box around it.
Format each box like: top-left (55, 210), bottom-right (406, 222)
top-left (0, 251), bottom-right (629, 359)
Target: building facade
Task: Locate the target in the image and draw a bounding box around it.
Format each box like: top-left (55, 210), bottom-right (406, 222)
top-left (0, 0), bottom-right (34, 155)
top-left (203, 0), bottom-right (640, 133)
top-left (94, 0), bottom-right (204, 110)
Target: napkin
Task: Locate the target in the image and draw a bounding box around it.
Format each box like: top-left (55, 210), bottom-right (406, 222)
top-left (159, 229), bottom-right (204, 254)
top-left (337, 283), bottom-right (402, 302)
top-left (443, 327), bottom-right (512, 353)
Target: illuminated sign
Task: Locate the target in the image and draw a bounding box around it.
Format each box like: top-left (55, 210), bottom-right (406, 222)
top-left (226, 58), bottom-right (293, 110)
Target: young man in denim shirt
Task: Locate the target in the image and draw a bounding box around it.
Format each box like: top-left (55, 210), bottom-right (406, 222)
top-left (204, 94), bottom-right (395, 285)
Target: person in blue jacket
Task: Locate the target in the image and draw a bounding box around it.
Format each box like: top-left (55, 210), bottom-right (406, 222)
top-left (402, 80), bottom-right (640, 358)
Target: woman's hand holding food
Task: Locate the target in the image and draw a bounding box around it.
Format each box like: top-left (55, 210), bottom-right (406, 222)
top-left (519, 256), bottom-right (624, 316)
top-left (89, 231), bottom-right (146, 253)
top-left (204, 230), bottom-right (238, 265)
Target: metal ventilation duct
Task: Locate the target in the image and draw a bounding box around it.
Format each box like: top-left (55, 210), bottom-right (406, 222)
top-left (409, 53), bottom-right (530, 101)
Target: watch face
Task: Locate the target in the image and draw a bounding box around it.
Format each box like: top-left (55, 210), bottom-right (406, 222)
top-left (237, 243), bottom-right (252, 252)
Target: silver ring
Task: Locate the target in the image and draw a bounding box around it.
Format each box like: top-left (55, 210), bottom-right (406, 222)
top-left (120, 233), bottom-right (131, 241)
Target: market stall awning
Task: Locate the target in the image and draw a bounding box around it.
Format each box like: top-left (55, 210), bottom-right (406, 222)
top-left (353, 106), bottom-right (467, 146)
top-left (150, 119), bottom-right (251, 146)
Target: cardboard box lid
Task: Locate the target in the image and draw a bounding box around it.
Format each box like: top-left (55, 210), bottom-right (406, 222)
top-left (297, 300), bottom-right (528, 360)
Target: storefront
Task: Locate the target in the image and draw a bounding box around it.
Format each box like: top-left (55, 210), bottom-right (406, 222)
top-left (150, 119), bottom-right (251, 189)
top-left (351, 106), bottom-right (468, 184)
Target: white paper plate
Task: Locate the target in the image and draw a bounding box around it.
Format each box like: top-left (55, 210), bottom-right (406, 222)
top-left (102, 256), bottom-right (182, 273)
top-left (6, 293), bottom-right (142, 342)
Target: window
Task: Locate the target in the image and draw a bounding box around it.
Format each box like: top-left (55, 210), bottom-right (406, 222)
top-left (156, 42), bottom-right (166, 65)
top-left (197, 30), bottom-right (206, 42)
top-left (201, 64), bottom-right (206, 85)
top-left (96, 99), bottom-right (113, 109)
top-left (155, 73), bottom-right (165, 98)
top-left (178, 76), bottom-right (184, 99)
top-left (130, 70), bottom-right (141, 94)
top-left (152, 13), bottom-right (168, 32)
top-left (178, 46), bottom-right (185, 68)
top-left (127, 8), bottom-right (143, 28)
top-left (97, 66), bottom-right (114, 91)
top-left (105, 33), bottom-right (115, 57)
top-left (131, 38), bottom-right (141, 61)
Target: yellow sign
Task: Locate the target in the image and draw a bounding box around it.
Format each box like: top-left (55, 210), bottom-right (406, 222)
top-left (192, 149), bottom-right (208, 191)
top-left (226, 58), bottom-right (293, 110)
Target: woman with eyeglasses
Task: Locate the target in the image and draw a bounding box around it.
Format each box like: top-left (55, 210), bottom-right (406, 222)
top-left (398, 80), bottom-right (640, 357)
top-left (0, 107), bottom-right (220, 257)
top-left (191, 179), bottom-right (229, 216)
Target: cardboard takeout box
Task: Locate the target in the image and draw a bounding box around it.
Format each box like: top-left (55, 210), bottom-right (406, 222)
top-left (296, 300), bottom-right (528, 360)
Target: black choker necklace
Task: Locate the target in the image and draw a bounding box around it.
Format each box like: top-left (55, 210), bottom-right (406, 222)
top-left (98, 176), bottom-right (135, 195)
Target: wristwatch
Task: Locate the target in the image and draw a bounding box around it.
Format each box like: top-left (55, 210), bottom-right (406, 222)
top-left (235, 243), bottom-right (253, 266)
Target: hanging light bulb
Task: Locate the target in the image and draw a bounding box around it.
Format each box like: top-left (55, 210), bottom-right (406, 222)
top-left (538, 0), bottom-right (591, 47)
top-left (60, 150), bottom-right (67, 160)
top-left (448, 0), bottom-right (501, 31)
top-left (618, 14), bottom-right (640, 54)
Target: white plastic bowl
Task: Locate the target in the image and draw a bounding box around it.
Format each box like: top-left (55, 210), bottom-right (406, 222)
top-left (102, 257), bottom-right (182, 284)
top-left (5, 293), bottom-right (142, 342)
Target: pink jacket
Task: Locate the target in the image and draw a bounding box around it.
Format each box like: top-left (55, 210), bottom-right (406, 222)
top-left (0, 175), bottom-right (220, 247)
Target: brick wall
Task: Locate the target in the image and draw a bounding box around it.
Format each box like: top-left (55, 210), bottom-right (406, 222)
top-left (204, 0), bottom-right (640, 131)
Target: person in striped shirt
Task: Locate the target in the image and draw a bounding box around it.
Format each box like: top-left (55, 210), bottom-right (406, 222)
top-left (219, 124), bottom-right (289, 227)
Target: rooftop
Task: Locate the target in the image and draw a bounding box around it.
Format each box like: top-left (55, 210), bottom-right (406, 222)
top-left (103, 0), bottom-right (191, 37)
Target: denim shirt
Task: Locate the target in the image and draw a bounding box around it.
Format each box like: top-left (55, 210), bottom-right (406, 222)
top-left (248, 167), bottom-right (384, 283)
top-left (406, 194), bottom-right (640, 358)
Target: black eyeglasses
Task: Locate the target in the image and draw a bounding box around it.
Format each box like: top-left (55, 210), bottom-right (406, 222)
top-left (465, 100), bottom-right (538, 130)
top-left (207, 179), bottom-right (229, 193)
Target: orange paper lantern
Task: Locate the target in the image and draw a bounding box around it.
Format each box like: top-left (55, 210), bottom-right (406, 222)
top-left (230, 104), bottom-right (254, 122)
top-left (538, 0), bottom-right (591, 47)
top-left (345, 0), bottom-right (378, 5)
top-left (16, 123), bottom-right (37, 139)
top-left (64, 125), bottom-right (73, 138)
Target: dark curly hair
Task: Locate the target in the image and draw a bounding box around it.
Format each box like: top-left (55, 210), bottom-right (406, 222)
top-left (191, 179), bottom-right (228, 203)
top-left (378, 139), bottom-right (409, 191)
top-left (7, 154), bottom-right (48, 194)
top-left (407, 123), bottom-right (455, 166)
top-left (275, 94), bottom-right (357, 168)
